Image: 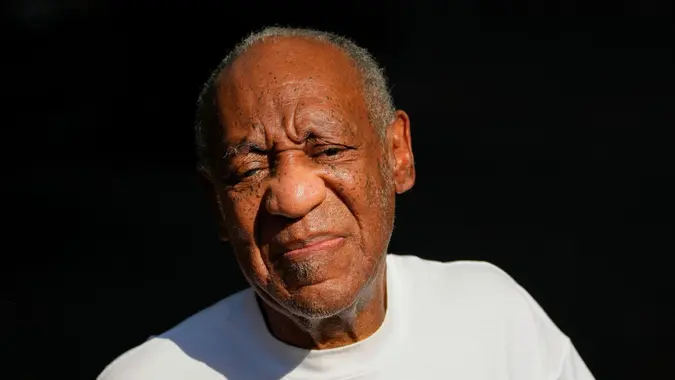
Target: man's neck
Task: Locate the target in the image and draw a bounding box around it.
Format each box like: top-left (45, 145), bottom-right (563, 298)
top-left (257, 267), bottom-right (388, 350)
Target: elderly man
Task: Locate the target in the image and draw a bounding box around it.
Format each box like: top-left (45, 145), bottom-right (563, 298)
top-left (99, 27), bottom-right (594, 379)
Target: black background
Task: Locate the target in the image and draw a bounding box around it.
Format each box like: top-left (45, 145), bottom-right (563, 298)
top-left (4, 1), bottom-right (673, 379)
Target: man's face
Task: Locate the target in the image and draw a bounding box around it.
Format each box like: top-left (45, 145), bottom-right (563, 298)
top-left (207, 37), bottom-right (414, 318)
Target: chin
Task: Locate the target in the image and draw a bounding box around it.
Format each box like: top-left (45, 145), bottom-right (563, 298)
top-left (281, 278), bottom-right (362, 319)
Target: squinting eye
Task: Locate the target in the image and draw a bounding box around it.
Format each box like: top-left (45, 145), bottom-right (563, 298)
top-left (318, 147), bottom-right (344, 157)
top-left (241, 168), bottom-right (260, 178)
top-left (224, 166), bottom-right (265, 186)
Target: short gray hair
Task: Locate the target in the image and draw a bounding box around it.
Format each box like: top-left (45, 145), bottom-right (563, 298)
top-left (194, 26), bottom-right (396, 176)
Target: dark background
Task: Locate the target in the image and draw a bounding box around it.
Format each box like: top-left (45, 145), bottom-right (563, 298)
top-left (3, 0), bottom-right (673, 379)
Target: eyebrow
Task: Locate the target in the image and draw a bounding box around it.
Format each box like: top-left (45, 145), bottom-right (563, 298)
top-left (222, 140), bottom-right (267, 160)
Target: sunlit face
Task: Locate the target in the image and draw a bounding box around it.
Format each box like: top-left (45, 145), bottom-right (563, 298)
top-left (206, 37), bottom-right (415, 318)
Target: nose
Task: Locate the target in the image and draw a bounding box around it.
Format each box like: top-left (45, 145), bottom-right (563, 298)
top-left (265, 155), bottom-right (326, 219)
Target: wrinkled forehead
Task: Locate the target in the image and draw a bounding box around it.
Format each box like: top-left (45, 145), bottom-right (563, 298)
top-left (214, 37), bottom-right (369, 134)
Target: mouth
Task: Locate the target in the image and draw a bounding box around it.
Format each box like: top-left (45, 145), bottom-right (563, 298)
top-left (275, 235), bottom-right (346, 261)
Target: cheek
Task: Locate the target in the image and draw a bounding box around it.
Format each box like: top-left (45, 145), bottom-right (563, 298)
top-left (224, 183), bottom-right (265, 241)
top-left (360, 153), bottom-right (396, 243)
top-left (361, 152), bottom-right (393, 208)
top-left (223, 184), bottom-right (275, 287)
top-left (327, 163), bottom-right (367, 206)
top-left (328, 158), bottom-right (392, 230)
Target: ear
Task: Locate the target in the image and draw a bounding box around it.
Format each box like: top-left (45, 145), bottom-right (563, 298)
top-left (388, 110), bottom-right (416, 194)
top-left (198, 169), bottom-right (230, 242)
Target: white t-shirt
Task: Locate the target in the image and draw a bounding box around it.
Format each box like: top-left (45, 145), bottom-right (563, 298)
top-left (98, 254), bottom-right (595, 380)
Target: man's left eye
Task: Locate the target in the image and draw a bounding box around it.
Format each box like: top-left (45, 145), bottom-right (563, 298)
top-left (318, 147), bottom-right (343, 157)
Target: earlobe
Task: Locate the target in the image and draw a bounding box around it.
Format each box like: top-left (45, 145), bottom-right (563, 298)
top-left (390, 110), bottom-right (416, 194)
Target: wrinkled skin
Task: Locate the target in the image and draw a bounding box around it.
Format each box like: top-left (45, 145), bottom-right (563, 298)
top-left (202, 36), bottom-right (415, 348)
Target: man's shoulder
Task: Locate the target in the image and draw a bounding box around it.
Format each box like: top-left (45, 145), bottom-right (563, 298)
top-left (97, 338), bottom-right (186, 380)
top-left (97, 288), bottom-right (254, 380)
top-left (389, 253), bottom-right (508, 275)
top-left (388, 254), bottom-right (556, 324)
top-left (389, 254), bottom-right (521, 294)
top-left (390, 254), bottom-right (571, 374)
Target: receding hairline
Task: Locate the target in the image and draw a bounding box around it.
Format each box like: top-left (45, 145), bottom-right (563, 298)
top-left (214, 35), bottom-right (367, 96)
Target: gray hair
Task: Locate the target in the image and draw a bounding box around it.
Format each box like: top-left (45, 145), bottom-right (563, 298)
top-left (194, 26), bottom-right (396, 176)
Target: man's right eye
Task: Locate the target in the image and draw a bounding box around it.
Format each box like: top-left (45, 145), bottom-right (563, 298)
top-left (223, 167), bottom-right (263, 185)
top-left (241, 168), bottom-right (260, 178)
